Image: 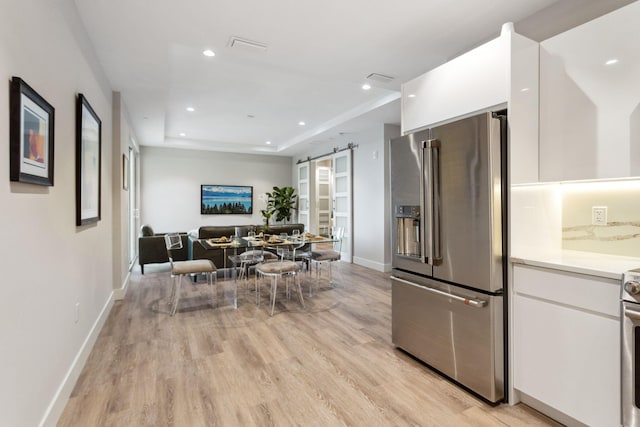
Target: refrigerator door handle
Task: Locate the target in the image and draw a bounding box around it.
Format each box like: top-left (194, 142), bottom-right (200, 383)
top-left (419, 143), bottom-right (428, 264)
top-left (426, 139), bottom-right (442, 265)
top-left (391, 276), bottom-right (488, 308)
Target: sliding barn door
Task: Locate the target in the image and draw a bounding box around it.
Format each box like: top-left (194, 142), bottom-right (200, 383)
top-left (297, 163), bottom-right (310, 232)
top-left (332, 151), bottom-right (352, 263)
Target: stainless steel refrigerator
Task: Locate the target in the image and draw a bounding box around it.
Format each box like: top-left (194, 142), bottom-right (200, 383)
top-left (390, 110), bottom-right (507, 403)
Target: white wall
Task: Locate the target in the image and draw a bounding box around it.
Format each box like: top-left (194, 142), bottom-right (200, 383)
top-left (140, 147), bottom-right (293, 232)
top-left (112, 93), bottom-right (138, 298)
top-left (291, 122), bottom-right (398, 272)
top-left (352, 124), bottom-right (398, 272)
top-left (0, 0), bottom-right (118, 425)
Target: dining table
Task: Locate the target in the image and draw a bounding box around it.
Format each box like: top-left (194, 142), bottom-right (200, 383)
top-left (197, 233), bottom-right (339, 305)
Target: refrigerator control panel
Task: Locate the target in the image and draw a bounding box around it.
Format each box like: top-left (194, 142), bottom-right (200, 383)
top-left (396, 205), bottom-right (420, 218)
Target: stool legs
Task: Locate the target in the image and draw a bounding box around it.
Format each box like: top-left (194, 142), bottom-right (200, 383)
top-left (260, 272), bottom-right (304, 316)
top-left (170, 275), bottom-right (183, 316)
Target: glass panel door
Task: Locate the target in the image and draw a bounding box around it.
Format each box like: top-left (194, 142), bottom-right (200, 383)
top-left (333, 150), bottom-right (352, 262)
top-left (316, 166), bottom-right (332, 236)
top-left (297, 163), bottom-right (310, 231)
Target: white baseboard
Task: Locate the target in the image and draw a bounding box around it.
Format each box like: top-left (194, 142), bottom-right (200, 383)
top-left (39, 293), bottom-right (114, 427)
top-left (352, 257), bottom-right (391, 273)
top-left (113, 270), bottom-right (131, 301)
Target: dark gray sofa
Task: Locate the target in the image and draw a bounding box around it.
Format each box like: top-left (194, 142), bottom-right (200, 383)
top-left (138, 225), bottom-right (188, 274)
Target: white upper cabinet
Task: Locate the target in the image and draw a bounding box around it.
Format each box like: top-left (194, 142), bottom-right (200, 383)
top-left (401, 24), bottom-right (540, 184)
top-left (539, 2), bottom-right (640, 181)
top-left (401, 33), bottom-right (509, 133)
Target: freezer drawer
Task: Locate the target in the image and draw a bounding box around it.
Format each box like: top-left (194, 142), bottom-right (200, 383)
top-left (391, 274), bottom-right (504, 403)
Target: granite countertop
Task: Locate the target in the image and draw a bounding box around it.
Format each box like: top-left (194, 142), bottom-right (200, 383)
top-left (511, 250), bottom-right (640, 280)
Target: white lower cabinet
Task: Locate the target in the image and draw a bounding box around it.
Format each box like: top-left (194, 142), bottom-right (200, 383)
top-left (513, 265), bottom-right (620, 427)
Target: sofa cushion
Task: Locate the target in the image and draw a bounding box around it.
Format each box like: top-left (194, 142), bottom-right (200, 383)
top-left (264, 223), bottom-right (304, 236)
top-left (198, 225), bottom-right (256, 239)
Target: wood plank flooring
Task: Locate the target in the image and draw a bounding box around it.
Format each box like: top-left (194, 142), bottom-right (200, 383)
top-left (58, 262), bottom-right (561, 426)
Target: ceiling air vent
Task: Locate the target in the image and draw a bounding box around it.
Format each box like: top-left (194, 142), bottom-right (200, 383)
top-left (366, 73), bottom-right (395, 84)
top-left (228, 36), bottom-right (267, 51)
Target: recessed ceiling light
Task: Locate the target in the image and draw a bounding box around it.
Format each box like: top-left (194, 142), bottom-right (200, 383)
top-left (299, 121), bottom-right (306, 126)
top-left (203, 49), bottom-right (215, 57)
top-left (408, 94), bottom-right (416, 98)
top-left (362, 84), bottom-right (371, 90)
top-left (179, 132), bottom-right (186, 137)
top-left (605, 58), bottom-right (619, 66)
top-left (265, 141), bottom-right (272, 145)
top-left (186, 107), bottom-right (195, 112)
top-left (520, 87), bottom-right (530, 92)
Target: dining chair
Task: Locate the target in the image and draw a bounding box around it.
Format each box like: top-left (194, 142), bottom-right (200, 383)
top-left (255, 239), bottom-right (306, 316)
top-left (234, 249), bottom-right (277, 303)
top-left (309, 226), bottom-right (344, 291)
top-left (164, 233), bottom-right (218, 315)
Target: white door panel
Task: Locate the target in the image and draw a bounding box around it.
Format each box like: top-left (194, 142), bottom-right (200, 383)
top-left (333, 151), bottom-right (352, 262)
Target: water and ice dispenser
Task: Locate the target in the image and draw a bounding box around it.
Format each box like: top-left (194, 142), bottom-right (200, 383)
top-left (395, 205), bottom-right (421, 258)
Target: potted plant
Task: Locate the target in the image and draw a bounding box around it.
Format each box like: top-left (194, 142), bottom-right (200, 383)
top-left (261, 186), bottom-right (297, 229)
top-left (260, 204), bottom-right (273, 233)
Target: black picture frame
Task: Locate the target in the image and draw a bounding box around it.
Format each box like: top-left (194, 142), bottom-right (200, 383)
top-left (201, 185), bottom-right (253, 214)
top-left (122, 154), bottom-right (129, 191)
top-left (9, 77), bottom-right (55, 186)
top-left (76, 94), bottom-right (102, 226)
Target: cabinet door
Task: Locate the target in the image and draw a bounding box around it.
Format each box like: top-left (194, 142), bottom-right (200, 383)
top-left (514, 294), bottom-right (620, 426)
top-left (513, 266), bottom-right (620, 426)
top-left (401, 35), bottom-right (509, 133)
top-left (539, 2), bottom-right (640, 181)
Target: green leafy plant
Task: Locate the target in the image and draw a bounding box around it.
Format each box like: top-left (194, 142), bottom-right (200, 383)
top-left (262, 186), bottom-right (297, 225)
top-left (260, 205), bottom-right (273, 231)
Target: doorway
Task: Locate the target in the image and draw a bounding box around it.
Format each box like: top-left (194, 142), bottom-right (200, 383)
top-left (297, 150), bottom-right (352, 262)
top-left (128, 145), bottom-right (139, 268)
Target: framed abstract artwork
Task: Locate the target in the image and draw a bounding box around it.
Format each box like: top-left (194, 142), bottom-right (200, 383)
top-left (76, 94), bottom-right (102, 225)
top-left (9, 77), bottom-right (55, 186)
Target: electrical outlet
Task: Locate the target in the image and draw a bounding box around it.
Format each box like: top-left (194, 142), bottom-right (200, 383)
top-left (592, 206), bottom-right (608, 226)
top-left (75, 302), bottom-right (80, 323)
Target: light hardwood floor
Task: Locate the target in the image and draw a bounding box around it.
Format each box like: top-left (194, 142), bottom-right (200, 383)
top-left (58, 262), bottom-right (561, 426)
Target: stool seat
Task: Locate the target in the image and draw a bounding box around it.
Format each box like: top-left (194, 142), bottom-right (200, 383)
top-left (172, 259), bottom-right (216, 275)
top-left (256, 260), bottom-right (299, 275)
top-left (310, 249), bottom-right (340, 262)
top-left (242, 250), bottom-right (277, 260)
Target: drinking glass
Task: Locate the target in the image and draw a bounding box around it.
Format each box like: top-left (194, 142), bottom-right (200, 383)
top-left (280, 232), bottom-right (287, 240)
top-left (248, 231), bottom-right (256, 239)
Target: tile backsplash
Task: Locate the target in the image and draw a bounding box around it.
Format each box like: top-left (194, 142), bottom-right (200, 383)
top-left (561, 180), bottom-right (640, 257)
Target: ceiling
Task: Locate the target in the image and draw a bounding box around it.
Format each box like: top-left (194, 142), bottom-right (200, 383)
top-left (74, 0), bottom-right (578, 158)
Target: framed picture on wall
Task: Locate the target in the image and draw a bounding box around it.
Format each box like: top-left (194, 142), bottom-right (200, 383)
top-left (9, 77), bottom-right (55, 186)
top-left (201, 185), bottom-right (253, 214)
top-left (122, 154), bottom-right (129, 191)
top-left (76, 93), bottom-right (102, 226)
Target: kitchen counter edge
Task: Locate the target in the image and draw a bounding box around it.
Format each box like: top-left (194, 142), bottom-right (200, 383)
top-left (510, 251), bottom-right (640, 281)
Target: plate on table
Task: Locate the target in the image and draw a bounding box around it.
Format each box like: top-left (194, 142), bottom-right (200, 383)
top-left (209, 237), bottom-right (232, 244)
top-left (265, 236), bottom-right (284, 244)
top-left (206, 238), bottom-right (232, 247)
